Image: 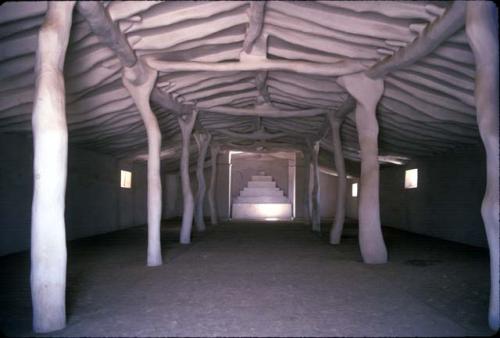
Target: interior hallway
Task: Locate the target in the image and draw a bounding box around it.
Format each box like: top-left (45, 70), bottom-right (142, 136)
top-left (0, 220), bottom-right (493, 337)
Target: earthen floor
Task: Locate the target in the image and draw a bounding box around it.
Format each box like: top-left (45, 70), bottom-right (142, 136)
top-left (0, 220), bottom-right (494, 337)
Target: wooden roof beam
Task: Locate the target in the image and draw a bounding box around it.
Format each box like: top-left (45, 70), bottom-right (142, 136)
top-left (366, 1), bottom-right (466, 78)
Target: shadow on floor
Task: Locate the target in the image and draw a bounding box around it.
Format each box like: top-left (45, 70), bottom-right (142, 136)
top-left (0, 219), bottom-right (493, 337)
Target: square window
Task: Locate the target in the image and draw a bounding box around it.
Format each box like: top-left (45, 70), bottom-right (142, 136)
top-left (352, 183), bottom-right (358, 197)
top-left (405, 169), bottom-right (418, 189)
top-left (120, 170), bottom-right (132, 189)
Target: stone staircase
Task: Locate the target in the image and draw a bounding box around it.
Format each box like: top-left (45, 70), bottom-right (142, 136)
top-left (232, 173), bottom-right (292, 220)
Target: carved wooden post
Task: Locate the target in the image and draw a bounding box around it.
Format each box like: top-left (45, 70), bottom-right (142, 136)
top-left (302, 149), bottom-right (312, 223)
top-left (208, 143), bottom-right (220, 225)
top-left (178, 111), bottom-right (198, 244)
top-left (338, 72), bottom-right (388, 264)
top-left (311, 141), bottom-right (321, 232)
top-left (123, 63), bottom-right (162, 267)
top-left (165, 172), bottom-right (178, 218)
top-left (194, 132), bottom-right (212, 232)
top-left (76, 1), bottom-right (165, 265)
top-left (465, 1), bottom-right (499, 331)
top-left (31, 1), bottom-right (75, 333)
top-left (328, 117), bottom-right (347, 244)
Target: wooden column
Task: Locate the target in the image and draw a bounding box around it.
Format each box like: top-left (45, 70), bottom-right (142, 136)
top-left (208, 143), bottom-right (220, 225)
top-left (328, 117), bottom-right (347, 244)
top-left (165, 173), bottom-right (179, 219)
top-left (178, 111), bottom-right (198, 244)
top-left (194, 132), bottom-right (212, 231)
top-left (311, 141), bottom-right (321, 232)
top-left (123, 63), bottom-right (162, 267)
top-left (338, 72), bottom-right (387, 264)
top-left (465, 1), bottom-right (499, 331)
top-left (30, 1), bottom-right (75, 333)
top-left (302, 149), bottom-right (312, 223)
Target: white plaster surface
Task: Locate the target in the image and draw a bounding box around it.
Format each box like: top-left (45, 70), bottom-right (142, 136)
top-left (0, 133), bottom-right (148, 256)
top-left (232, 174), bottom-right (291, 220)
top-left (30, 2), bottom-right (75, 332)
top-left (379, 148), bottom-right (488, 248)
top-left (232, 203), bottom-right (292, 220)
top-left (230, 153), bottom-right (289, 202)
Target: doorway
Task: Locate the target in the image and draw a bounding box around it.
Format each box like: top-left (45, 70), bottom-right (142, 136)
top-left (229, 151), bottom-right (296, 220)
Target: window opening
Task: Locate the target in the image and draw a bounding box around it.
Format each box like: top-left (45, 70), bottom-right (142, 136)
top-left (120, 170), bottom-right (132, 188)
top-left (405, 168), bottom-right (418, 189)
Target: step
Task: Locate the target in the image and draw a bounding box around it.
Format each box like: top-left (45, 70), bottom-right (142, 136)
top-left (251, 175), bottom-right (272, 182)
top-left (232, 203), bottom-right (292, 220)
top-left (240, 188), bottom-right (283, 197)
top-left (243, 187), bottom-right (280, 192)
top-left (248, 181), bottom-right (276, 188)
top-left (234, 196), bottom-right (289, 203)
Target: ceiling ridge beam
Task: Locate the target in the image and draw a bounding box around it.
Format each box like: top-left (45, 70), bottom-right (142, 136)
top-left (202, 104), bottom-right (326, 118)
top-left (146, 57), bottom-right (369, 77)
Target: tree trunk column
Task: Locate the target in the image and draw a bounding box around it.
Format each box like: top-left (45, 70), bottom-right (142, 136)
top-left (302, 149), bottom-right (312, 223)
top-left (465, 2), bottom-right (499, 331)
top-left (123, 62), bottom-right (162, 267)
top-left (165, 173), bottom-right (179, 219)
top-left (311, 141), bottom-right (321, 232)
top-left (194, 132), bottom-right (212, 231)
top-left (31, 1), bottom-right (75, 333)
top-left (337, 72), bottom-right (387, 264)
top-left (288, 156), bottom-right (297, 218)
top-left (208, 143), bottom-right (220, 225)
top-left (329, 117), bottom-right (347, 244)
top-left (178, 111), bottom-right (198, 244)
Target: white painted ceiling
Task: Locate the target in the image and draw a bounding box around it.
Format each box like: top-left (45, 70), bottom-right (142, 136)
top-left (0, 1), bottom-right (480, 170)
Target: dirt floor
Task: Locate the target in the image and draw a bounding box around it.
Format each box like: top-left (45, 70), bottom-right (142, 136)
top-left (0, 220), bottom-right (495, 337)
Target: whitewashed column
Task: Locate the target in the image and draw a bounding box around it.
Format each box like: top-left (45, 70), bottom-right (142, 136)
top-left (123, 63), bottom-right (162, 267)
top-left (217, 151), bottom-right (231, 220)
top-left (288, 155), bottom-right (297, 218)
top-left (31, 1), bottom-right (75, 333)
top-left (338, 72), bottom-right (388, 264)
top-left (194, 132), bottom-right (211, 231)
top-left (311, 141), bottom-right (321, 232)
top-left (466, 1), bottom-right (499, 330)
top-left (328, 117), bottom-right (347, 244)
top-left (165, 173), bottom-right (179, 218)
top-left (302, 149), bottom-right (312, 223)
top-left (178, 111), bottom-right (198, 244)
top-left (208, 143), bottom-right (220, 225)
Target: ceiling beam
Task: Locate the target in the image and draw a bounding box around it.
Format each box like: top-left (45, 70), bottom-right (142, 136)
top-left (242, 2), bottom-right (266, 54)
top-left (146, 57), bottom-right (369, 77)
top-left (201, 104), bottom-right (326, 117)
top-left (366, 1), bottom-right (466, 78)
top-left (77, 1), bottom-right (193, 118)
